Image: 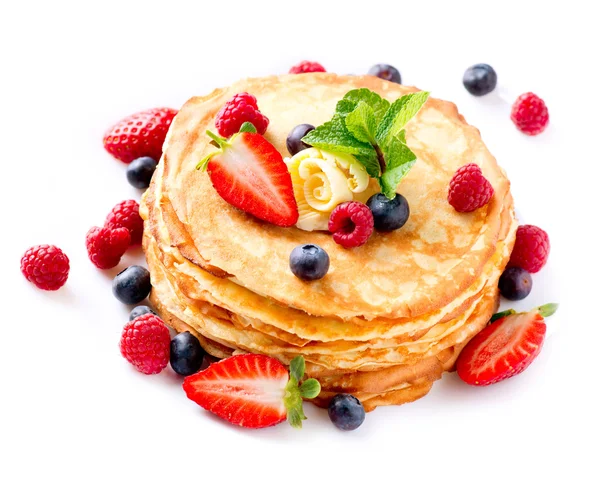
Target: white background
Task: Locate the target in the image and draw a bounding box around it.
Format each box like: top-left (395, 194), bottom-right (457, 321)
top-left (1, 1), bottom-right (599, 487)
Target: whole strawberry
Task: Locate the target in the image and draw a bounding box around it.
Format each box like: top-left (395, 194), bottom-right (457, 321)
top-left (509, 224), bottom-right (550, 273)
top-left (215, 93), bottom-right (269, 138)
top-left (120, 313), bottom-right (171, 375)
top-left (86, 226), bottom-right (131, 269)
top-left (103, 107), bottom-right (177, 163)
top-left (448, 163), bottom-right (494, 212)
top-left (457, 303), bottom-right (558, 386)
top-left (289, 61), bottom-right (326, 74)
top-left (105, 200), bottom-right (143, 245)
top-left (21, 244), bottom-right (70, 291)
top-left (511, 92), bottom-right (549, 136)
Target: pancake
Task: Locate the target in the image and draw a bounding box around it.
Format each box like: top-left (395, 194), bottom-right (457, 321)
top-left (159, 74), bottom-right (510, 320)
top-left (141, 73), bottom-right (517, 410)
top-left (143, 157), bottom-right (514, 344)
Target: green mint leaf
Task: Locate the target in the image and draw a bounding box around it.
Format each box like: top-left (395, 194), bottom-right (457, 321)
top-left (490, 309), bottom-right (517, 323)
top-left (336, 88), bottom-right (390, 125)
top-left (345, 101), bottom-right (377, 144)
top-left (379, 136), bottom-right (417, 199)
top-left (355, 152), bottom-right (382, 179)
top-left (302, 113), bottom-right (376, 156)
top-left (376, 91), bottom-right (429, 147)
top-left (299, 379), bottom-right (321, 399)
top-left (538, 303), bottom-right (559, 318)
top-left (238, 122), bottom-right (257, 133)
top-left (289, 356), bottom-right (305, 382)
top-left (397, 129), bottom-right (407, 144)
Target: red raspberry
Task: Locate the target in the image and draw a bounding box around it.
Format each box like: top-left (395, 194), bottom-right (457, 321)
top-left (215, 92), bottom-right (269, 138)
top-left (86, 226), bottom-right (131, 269)
top-left (328, 201), bottom-right (374, 248)
top-left (21, 244), bottom-right (70, 291)
top-left (105, 200), bottom-right (143, 245)
top-left (103, 107), bottom-right (177, 163)
top-left (120, 313), bottom-right (171, 375)
top-left (511, 92), bottom-right (549, 136)
top-left (448, 163), bottom-right (494, 212)
top-left (289, 61), bottom-right (326, 74)
top-left (509, 224), bottom-right (550, 273)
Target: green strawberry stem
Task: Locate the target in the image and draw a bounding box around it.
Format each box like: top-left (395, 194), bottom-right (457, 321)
top-left (538, 303), bottom-right (559, 318)
top-left (490, 303), bottom-right (559, 324)
top-left (490, 309), bottom-right (517, 323)
top-left (206, 130), bottom-right (228, 148)
top-left (283, 356), bottom-right (321, 429)
top-left (196, 130), bottom-right (228, 170)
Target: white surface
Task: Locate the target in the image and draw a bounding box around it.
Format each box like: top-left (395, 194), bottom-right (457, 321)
top-left (1, 1), bottom-right (599, 488)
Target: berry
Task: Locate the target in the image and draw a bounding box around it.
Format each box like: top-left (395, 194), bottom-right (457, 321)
top-left (366, 193), bottom-right (410, 232)
top-left (509, 224), bottom-right (550, 273)
top-left (286, 124), bottom-right (315, 156)
top-left (20, 245), bottom-right (70, 291)
top-left (203, 131), bottom-right (299, 227)
top-left (119, 313), bottom-right (170, 375)
top-left (214, 92), bottom-right (269, 138)
top-left (85, 226), bottom-right (131, 270)
top-left (328, 394), bottom-right (365, 431)
top-left (129, 305), bottom-right (156, 321)
top-left (447, 163), bottom-right (494, 212)
top-left (105, 199), bottom-right (143, 245)
top-left (126, 156), bottom-right (158, 189)
top-left (462, 63), bottom-right (497, 96)
top-left (170, 332), bottom-right (205, 376)
top-left (367, 64), bottom-right (401, 84)
top-left (112, 265), bottom-right (152, 305)
top-left (103, 107), bottom-right (177, 163)
top-left (499, 267), bottom-right (532, 301)
top-left (289, 61), bottom-right (326, 74)
top-left (289, 244), bottom-right (330, 281)
top-left (328, 201), bottom-right (374, 248)
top-left (511, 92), bottom-right (549, 136)
top-left (183, 354), bottom-right (320, 429)
top-left (456, 304), bottom-right (558, 386)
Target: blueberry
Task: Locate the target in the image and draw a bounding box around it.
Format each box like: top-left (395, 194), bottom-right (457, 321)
top-left (126, 156), bottom-right (158, 189)
top-left (499, 267), bottom-right (532, 300)
top-left (129, 305), bottom-right (156, 321)
top-left (112, 265), bottom-right (152, 305)
top-left (170, 332), bottom-right (205, 376)
top-left (368, 64), bottom-right (401, 84)
top-left (289, 244), bottom-right (330, 281)
top-left (463, 63), bottom-right (497, 96)
top-left (366, 193), bottom-right (410, 232)
top-left (328, 394), bottom-right (365, 431)
top-left (286, 124), bottom-right (315, 156)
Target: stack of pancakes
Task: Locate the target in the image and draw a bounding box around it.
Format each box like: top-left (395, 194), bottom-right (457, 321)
top-left (141, 74), bottom-right (516, 411)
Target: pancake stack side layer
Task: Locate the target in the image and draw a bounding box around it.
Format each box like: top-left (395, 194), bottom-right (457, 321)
top-left (140, 74), bottom-right (517, 411)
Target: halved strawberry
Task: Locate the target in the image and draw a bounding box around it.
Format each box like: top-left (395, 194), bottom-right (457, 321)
top-left (183, 354), bottom-right (320, 429)
top-left (456, 303), bottom-right (558, 386)
top-left (197, 126), bottom-right (299, 227)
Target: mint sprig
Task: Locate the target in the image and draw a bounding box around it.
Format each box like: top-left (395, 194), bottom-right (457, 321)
top-left (302, 89), bottom-right (429, 198)
top-left (283, 356), bottom-right (321, 429)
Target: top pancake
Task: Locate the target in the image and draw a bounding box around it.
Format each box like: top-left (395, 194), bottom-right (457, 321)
top-left (160, 74), bottom-right (510, 320)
